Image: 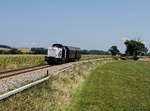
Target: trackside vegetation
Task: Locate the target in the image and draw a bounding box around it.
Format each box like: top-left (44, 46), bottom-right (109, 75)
top-left (0, 60), bottom-right (110, 111)
top-left (67, 61), bottom-right (150, 111)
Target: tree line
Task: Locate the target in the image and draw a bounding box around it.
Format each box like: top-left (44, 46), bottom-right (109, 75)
top-left (0, 48), bottom-right (47, 54)
top-left (0, 48), bottom-right (22, 54)
top-left (0, 48), bottom-right (110, 55)
top-left (80, 50), bottom-right (110, 55)
top-left (109, 39), bottom-right (148, 60)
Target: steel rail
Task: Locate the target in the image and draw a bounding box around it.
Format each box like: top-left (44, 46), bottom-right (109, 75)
top-left (0, 65), bottom-right (50, 79)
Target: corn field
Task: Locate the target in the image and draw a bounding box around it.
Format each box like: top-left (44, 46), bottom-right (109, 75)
top-left (0, 55), bottom-right (45, 71)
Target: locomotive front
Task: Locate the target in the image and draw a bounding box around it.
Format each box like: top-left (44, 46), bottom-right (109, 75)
top-left (45, 44), bottom-right (64, 64)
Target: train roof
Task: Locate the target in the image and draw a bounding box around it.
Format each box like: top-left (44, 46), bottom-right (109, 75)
top-left (64, 46), bottom-right (80, 51)
top-left (52, 43), bottom-right (80, 51)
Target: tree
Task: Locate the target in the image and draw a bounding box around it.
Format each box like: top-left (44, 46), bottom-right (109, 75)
top-left (109, 46), bottom-right (120, 56)
top-left (124, 40), bottom-right (148, 57)
top-left (0, 50), bottom-right (7, 54)
top-left (31, 48), bottom-right (47, 54)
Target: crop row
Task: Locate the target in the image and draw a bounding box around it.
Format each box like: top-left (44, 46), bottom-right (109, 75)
top-left (0, 55), bottom-right (45, 71)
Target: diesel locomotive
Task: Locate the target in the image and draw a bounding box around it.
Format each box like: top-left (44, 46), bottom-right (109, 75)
top-left (45, 44), bottom-right (81, 64)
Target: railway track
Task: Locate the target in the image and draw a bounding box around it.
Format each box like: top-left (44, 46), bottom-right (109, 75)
top-left (0, 58), bottom-right (111, 80)
top-left (0, 58), bottom-right (112, 101)
top-left (0, 64), bottom-right (50, 79)
top-left (0, 58), bottom-right (112, 80)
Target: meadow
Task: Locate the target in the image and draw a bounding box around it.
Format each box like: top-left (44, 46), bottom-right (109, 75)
top-left (68, 61), bottom-right (150, 111)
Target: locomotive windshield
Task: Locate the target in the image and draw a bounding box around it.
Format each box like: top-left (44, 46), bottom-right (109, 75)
top-left (52, 44), bottom-right (63, 48)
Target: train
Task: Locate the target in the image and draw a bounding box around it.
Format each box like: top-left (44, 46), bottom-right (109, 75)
top-left (45, 44), bottom-right (81, 64)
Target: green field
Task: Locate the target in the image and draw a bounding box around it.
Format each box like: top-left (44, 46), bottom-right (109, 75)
top-left (68, 61), bottom-right (150, 111)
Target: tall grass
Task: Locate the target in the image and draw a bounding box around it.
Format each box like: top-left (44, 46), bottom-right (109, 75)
top-left (0, 55), bottom-right (45, 71)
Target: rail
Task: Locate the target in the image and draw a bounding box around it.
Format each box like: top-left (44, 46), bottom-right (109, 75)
top-left (0, 65), bottom-right (50, 79)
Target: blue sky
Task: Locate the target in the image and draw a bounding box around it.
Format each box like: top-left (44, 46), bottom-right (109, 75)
top-left (0, 0), bottom-right (150, 52)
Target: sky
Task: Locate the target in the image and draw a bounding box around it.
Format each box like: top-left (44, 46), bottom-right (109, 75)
top-left (0, 0), bottom-right (150, 52)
